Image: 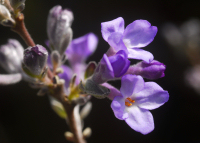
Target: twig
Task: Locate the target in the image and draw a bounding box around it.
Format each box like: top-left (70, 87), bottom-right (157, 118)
top-left (50, 84), bottom-right (86, 143)
top-left (64, 103), bottom-right (86, 143)
top-left (11, 13), bottom-right (35, 47)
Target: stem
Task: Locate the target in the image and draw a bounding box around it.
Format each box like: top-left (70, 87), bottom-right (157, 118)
top-left (11, 13), bottom-right (35, 47)
top-left (50, 84), bottom-right (86, 143)
top-left (64, 103), bottom-right (86, 143)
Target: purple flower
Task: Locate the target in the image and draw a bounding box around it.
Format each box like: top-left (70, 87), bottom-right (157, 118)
top-left (92, 50), bottom-right (130, 84)
top-left (47, 5), bottom-right (73, 56)
top-left (65, 33), bottom-right (98, 84)
top-left (23, 45), bottom-right (48, 75)
top-left (126, 60), bottom-right (166, 79)
top-left (66, 33), bottom-right (98, 66)
top-left (111, 74), bottom-right (169, 134)
top-left (101, 17), bottom-right (157, 63)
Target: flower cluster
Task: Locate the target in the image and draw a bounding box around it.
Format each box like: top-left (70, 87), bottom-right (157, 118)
top-left (0, 2), bottom-right (169, 142)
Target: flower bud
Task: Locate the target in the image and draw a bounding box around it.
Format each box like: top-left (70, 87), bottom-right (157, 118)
top-left (83, 127), bottom-right (92, 138)
top-left (126, 60), bottom-right (166, 79)
top-left (92, 50), bottom-right (130, 84)
top-left (51, 50), bottom-right (61, 70)
top-left (50, 97), bottom-right (67, 119)
top-left (64, 132), bottom-right (74, 142)
top-left (80, 102), bottom-right (92, 119)
top-left (0, 39), bottom-right (23, 73)
top-left (0, 4), bottom-right (15, 27)
top-left (23, 45), bottom-right (48, 76)
top-left (47, 5), bottom-right (73, 56)
top-left (9, 0), bottom-right (26, 10)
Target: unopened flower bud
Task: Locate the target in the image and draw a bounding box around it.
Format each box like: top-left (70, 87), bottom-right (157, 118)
top-left (50, 97), bottom-right (67, 119)
top-left (83, 127), bottom-right (92, 138)
top-left (9, 0), bottom-right (25, 10)
top-left (126, 60), bottom-right (166, 79)
top-left (80, 102), bottom-right (92, 119)
top-left (47, 5), bottom-right (73, 56)
top-left (64, 132), bottom-right (74, 142)
top-left (0, 4), bottom-right (10, 20)
top-left (23, 45), bottom-right (48, 76)
top-left (0, 4), bottom-right (15, 27)
top-left (16, 3), bottom-right (25, 12)
top-left (51, 50), bottom-right (61, 69)
top-left (0, 39), bottom-right (23, 73)
top-left (92, 50), bottom-right (130, 84)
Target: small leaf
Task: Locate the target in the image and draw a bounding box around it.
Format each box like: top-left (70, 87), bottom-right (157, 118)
top-left (50, 97), bottom-right (67, 119)
top-left (84, 62), bottom-right (97, 79)
top-left (79, 79), bottom-right (110, 99)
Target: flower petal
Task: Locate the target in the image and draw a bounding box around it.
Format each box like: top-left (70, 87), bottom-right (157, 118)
top-left (128, 48), bottom-right (154, 63)
top-left (107, 32), bottom-right (128, 53)
top-left (135, 82), bottom-right (169, 110)
top-left (108, 50), bottom-right (130, 77)
top-left (121, 75), bottom-right (144, 98)
top-left (0, 73), bottom-right (22, 85)
top-left (123, 20), bottom-right (157, 48)
top-left (125, 106), bottom-right (154, 134)
top-left (101, 17), bottom-right (125, 41)
top-left (92, 54), bottom-right (114, 84)
top-left (66, 33), bottom-right (98, 65)
top-left (111, 96), bottom-right (128, 120)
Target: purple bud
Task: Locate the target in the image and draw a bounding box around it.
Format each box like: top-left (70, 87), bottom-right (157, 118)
top-left (23, 45), bottom-right (48, 75)
top-left (92, 50), bottom-right (130, 84)
top-left (109, 50), bottom-right (130, 77)
top-left (47, 5), bottom-right (73, 56)
top-left (126, 60), bottom-right (166, 79)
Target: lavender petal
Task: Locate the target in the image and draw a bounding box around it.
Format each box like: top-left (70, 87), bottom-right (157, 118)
top-left (120, 75), bottom-right (144, 98)
top-left (125, 106), bottom-right (154, 135)
top-left (128, 48), bottom-right (154, 63)
top-left (101, 17), bottom-right (124, 41)
top-left (135, 82), bottom-right (169, 110)
top-left (123, 20), bottom-right (157, 48)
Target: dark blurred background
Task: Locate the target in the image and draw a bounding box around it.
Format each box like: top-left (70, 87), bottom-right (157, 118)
top-left (0, 0), bottom-right (200, 142)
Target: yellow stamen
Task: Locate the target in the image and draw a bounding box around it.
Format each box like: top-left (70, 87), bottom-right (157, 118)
top-left (125, 102), bottom-right (132, 107)
top-left (127, 97), bottom-right (135, 103)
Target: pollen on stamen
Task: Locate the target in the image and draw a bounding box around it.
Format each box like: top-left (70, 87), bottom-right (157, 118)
top-left (125, 102), bottom-right (132, 107)
top-left (127, 97), bottom-right (135, 103)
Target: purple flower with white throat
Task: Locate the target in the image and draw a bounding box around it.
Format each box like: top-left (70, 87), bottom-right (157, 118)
top-left (101, 17), bottom-right (157, 63)
top-left (92, 50), bottom-right (130, 84)
top-left (126, 60), bottom-right (166, 80)
top-left (111, 74), bottom-right (169, 134)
